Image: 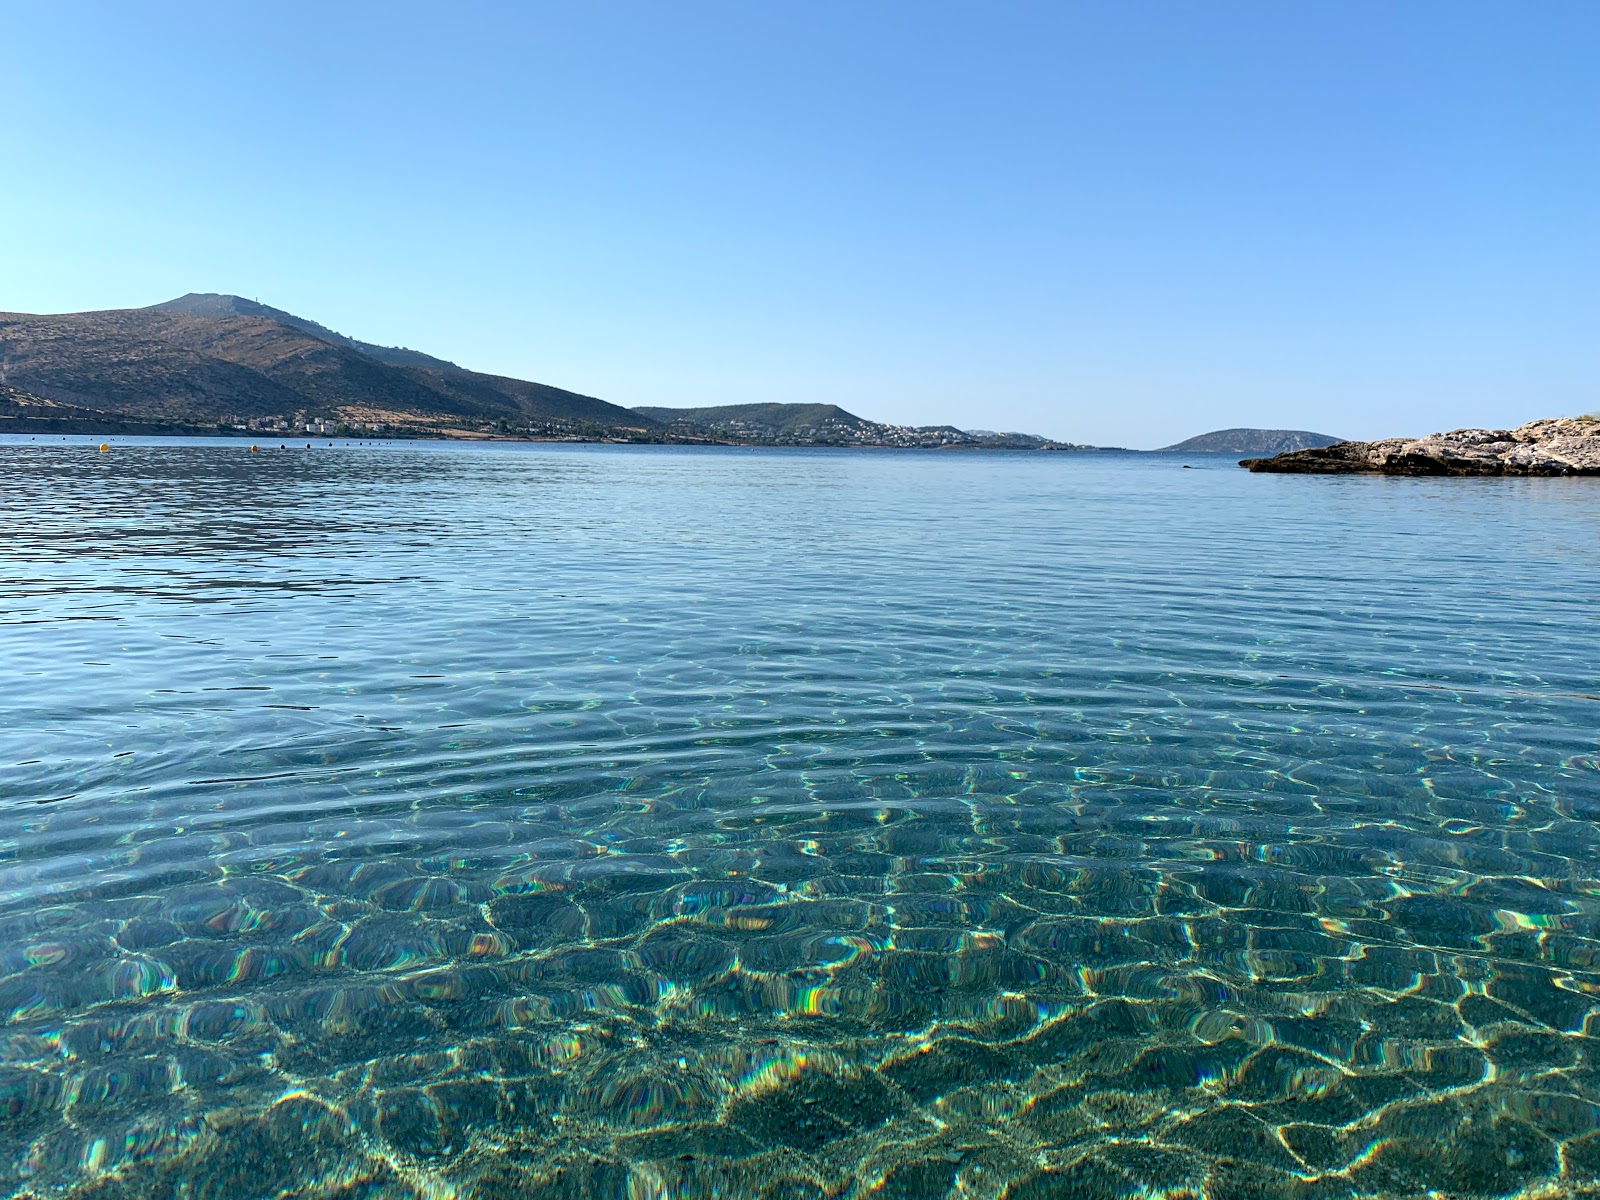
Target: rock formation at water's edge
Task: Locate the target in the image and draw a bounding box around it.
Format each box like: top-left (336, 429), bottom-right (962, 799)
top-left (1241, 417), bottom-right (1600, 475)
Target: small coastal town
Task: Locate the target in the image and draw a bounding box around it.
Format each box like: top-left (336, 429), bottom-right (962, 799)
top-left (223, 408), bottom-right (1100, 448)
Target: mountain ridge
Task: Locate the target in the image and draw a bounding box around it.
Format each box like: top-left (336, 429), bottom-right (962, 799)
top-left (6, 294), bottom-right (1133, 448)
top-left (1160, 428), bottom-right (1344, 454)
top-left (634, 402), bottom-right (1090, 449)
top-left (149, 293), bottom-right (461, 370)
top-left (0, 296), bottom-right (654, 437)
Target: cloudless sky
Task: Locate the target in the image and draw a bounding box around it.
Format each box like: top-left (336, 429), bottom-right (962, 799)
top-left (2, 2), bottom-right (1596, 446)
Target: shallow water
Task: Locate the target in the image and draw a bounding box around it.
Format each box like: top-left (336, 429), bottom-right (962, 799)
top-left (2, 437), bottom-right (1599, 1200)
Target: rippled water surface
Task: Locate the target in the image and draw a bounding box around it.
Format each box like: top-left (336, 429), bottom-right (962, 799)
top-left (3, 437), bottom-right (1599, 1200)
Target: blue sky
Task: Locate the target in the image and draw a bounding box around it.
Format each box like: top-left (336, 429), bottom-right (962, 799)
top-left (3, 2), bottom-right (1595, 446)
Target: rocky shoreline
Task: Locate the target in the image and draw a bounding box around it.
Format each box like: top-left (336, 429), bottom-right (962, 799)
top-left (1241, 416), bottom-right (1600, 475)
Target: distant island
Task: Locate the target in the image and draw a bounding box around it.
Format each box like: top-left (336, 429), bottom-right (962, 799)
top-left (0, 294), bottom-right (1099, 449)
top-left (1242, 417), bottom-right (1600, 475)
top-left (1159, 428), bottom-right (1342, 455)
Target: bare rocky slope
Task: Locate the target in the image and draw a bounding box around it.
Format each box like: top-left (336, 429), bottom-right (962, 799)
top-left (0, 297), bottom-right (654, 436)
top-left (1242, 417), bottom-right (1600, 475)
top-left (1, 298), bottom-right (1070, 446)
top-left (150, 293), bottom-right (461, 370)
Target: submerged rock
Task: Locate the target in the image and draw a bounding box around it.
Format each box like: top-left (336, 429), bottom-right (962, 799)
top-left (1241, 416), bottom-right (1600, 475)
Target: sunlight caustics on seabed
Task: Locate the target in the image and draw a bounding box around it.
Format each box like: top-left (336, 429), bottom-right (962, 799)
top-left (1, 440), bottom-right (1598, 1199)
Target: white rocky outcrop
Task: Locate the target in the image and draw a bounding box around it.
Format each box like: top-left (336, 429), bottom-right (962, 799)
top-left (1243, 416), bottom-right (1600, 475)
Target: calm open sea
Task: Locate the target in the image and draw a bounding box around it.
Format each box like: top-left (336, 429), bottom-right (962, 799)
top-left (2, 437), bottom-right (1598, 1200)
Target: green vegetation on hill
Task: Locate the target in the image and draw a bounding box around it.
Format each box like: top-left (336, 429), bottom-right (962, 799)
top-left (633, 403), bottom-right (873, 437)
top-left (634, 403), bottom-right (1081, 449)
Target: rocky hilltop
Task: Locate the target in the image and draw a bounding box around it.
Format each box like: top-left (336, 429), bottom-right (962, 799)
top-left (0, 296), bottom-right (650, 439)
top-left (151, 293), bottom-right (461, 370)
top-left (1242, 417), bottom-right (1600, 476)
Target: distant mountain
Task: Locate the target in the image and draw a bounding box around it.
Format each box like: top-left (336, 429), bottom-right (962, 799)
top-left (0, 296), bottom-right (655, 437)
top-left (1160, 428), bottom-right (1344, 454)
top-left (634, 403), bottom-right (874, 439)
top-left (0, 298), bottom-right (1089, 447)
top-left (962, 428), bottom-right (1082, 449)
top-left (634, 403), bottom-right (1079, 449)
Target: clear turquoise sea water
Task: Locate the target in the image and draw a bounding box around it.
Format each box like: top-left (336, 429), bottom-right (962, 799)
top-left (2, 437), bottom-right (1599, 1200)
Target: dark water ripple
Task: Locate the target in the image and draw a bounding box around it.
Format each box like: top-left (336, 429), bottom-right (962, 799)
top-left (2, 438), bottom-right (1599, 1199)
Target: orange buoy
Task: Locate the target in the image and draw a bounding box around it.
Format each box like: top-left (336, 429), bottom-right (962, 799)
top-left (250, 445), bottom-right (259, 453)
top-left (98, 443), bottom-right (109, 452)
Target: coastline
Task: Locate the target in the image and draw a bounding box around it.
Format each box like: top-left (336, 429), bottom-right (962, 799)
top-left (1242, 416), bottom-right (1600, 476)
top-left (0, 417), bottom-right (1128, 451)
